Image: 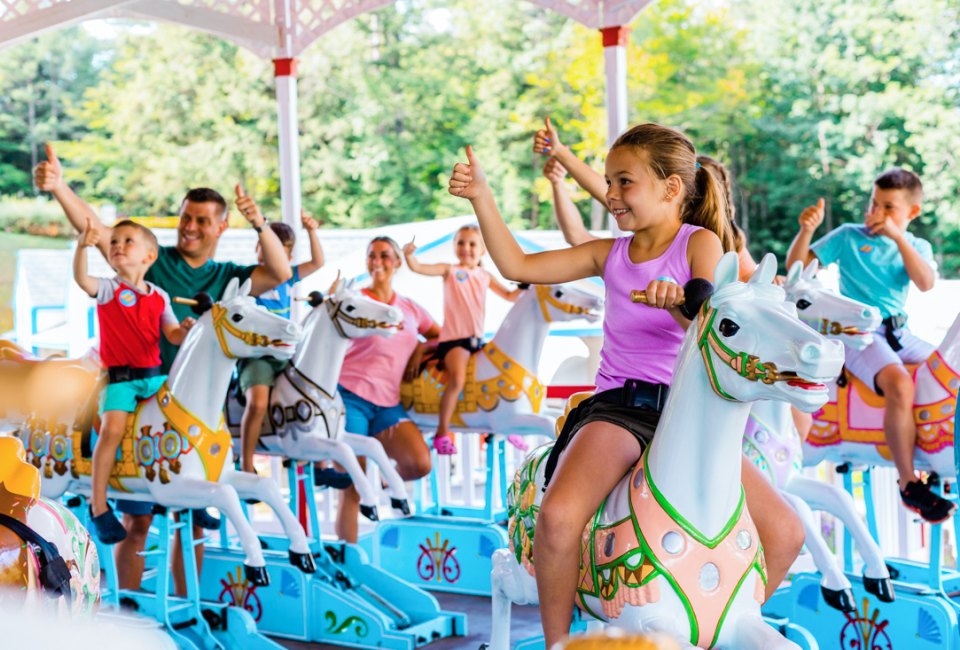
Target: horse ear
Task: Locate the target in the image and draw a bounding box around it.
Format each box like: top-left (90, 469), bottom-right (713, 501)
top-left (748, 253), bottom-right (777, 286)
top-left (713, 251), bottom-right (740, 288)
top-left (803, 258), bottom-right (820, 279)
top-left (238, 278), bottom-right (253, 297)
top-left (223, 277), bottom-right (239, 301)
top-left (786, 260), bottom-right (803, 287)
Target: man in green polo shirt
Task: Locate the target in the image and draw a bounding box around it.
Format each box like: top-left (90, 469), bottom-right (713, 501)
top-left (35, 145), bottom-right (291, 593)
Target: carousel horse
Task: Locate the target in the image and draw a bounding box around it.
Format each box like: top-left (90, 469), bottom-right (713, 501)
top-left (225, 277), bottom-right (408, 522)
top-left (802, 288), bottom-right (960, 479)
top-left (489, 253), bottom-right (844, 650)
top-left (744, 259), bottom-right (892, 612)
top-left (19, 278), bottom-right (302, 584)
top-left (401, 283), bottom-right (602, 439)
top-left (0, 436), bottom-right (100, 615)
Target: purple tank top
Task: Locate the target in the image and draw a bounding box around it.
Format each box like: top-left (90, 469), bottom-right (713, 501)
top-left (595, 224), bottom-right (700, 392)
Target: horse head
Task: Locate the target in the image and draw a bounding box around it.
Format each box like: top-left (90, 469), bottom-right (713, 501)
top-left (695, 253), bottom-right (844, 413)
top-left (530, 283), bottom-right (603, 324)
top-left (309, 277), bottom-right (403, 340)
top-left (200, 277), bottom-right (302, 361)
top-left (784, 259), bottom-right (881, 351)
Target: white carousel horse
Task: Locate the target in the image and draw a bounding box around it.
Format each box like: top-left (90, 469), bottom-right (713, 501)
top-left (489, 253), bottom-right (844, 650)
top-left (744, 259), bottom-right (892, 612)
top-left (802, 284), bottom-right (960, 479)
top-left (225, 278), bottom-right (407, 522)
top-left (19, 278), bottom-right (301, 584)
top-left (401, 283), bottom-right (603, 437)
top-left (0, 436), bottom-right (100, 615)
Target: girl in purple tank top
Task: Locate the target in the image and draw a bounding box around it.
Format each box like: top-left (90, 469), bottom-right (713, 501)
top-left (448, 122), bottom-right (803, 647)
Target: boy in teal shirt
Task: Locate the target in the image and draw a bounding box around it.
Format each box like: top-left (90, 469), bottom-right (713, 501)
top-left (787, 168), bottom-right (951, 522)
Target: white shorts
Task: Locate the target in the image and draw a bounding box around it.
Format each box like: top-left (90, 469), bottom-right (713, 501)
top-left (844, 327), bottom-right (934, 393)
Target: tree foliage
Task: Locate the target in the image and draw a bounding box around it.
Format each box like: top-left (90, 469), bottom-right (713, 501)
top-left (0, 0), bottom-right (958, 272)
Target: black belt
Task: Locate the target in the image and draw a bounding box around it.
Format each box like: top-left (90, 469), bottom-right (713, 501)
top-left (108, 365), bottom-right (162, 384)
top-left (882, 314), bottom-right (907, 352)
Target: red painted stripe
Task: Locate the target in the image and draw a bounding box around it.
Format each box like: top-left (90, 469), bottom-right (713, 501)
top-left (547, 385), bottom-right (595, 399)
top-left (600, 26), bottom-right (630, 48)
top-left (274, 57), bottom-right (298, 78)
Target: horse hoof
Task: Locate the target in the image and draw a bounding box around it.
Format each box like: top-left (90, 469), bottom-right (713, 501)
top-left (821, 586), bottom-right (856, 612)
top-left (360, 504), bottom-right (379, 521)
top-left (864, 575), bottom-right (896, 602)
top-left (244, 564), bottom-right (270, 587)
top-left (391, 498), bottom-right (411, 516)
top-left (289, 550), bottom-right (317, 574)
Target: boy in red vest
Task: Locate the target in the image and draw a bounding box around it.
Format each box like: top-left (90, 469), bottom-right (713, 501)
top-left (74, 217), bottom-right (194, 543)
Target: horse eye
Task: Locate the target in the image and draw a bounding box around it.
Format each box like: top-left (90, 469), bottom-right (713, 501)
top-left (346, 305), bottom-right (355, 313)
top-left (231, 313), bottom-right (244, 323)
top-left (718, 318), bottom-right (740, 337)
top-left (554, 290), bottom-right (563, 298)
top-left (796, 299), bottom-right (812, 310)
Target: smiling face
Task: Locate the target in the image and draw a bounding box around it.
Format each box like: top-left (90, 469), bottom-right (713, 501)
top-left (604, 147), bottom-right (679, 232)
top-left (366, 239), bottom-right (402, 284)
top-left (177, 200), bottom-right (228, 261)
top-left (454, 227), bottom-right (485, 267)
top-left (108, 224), bottom-right (156, 274)
top-left (865, 186), bottom-right (920, 232)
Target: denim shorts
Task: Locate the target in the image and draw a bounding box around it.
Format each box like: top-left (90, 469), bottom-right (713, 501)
top-left (339, 385), bottom-right (409, 437)
top-left (115, 499), bottom-right (154, 516)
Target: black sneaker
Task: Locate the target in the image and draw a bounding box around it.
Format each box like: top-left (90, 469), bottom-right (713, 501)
top-left (192, 508), bottom-right (222, 530)
top-left (901, 480), bottom-right (956, 523)
top-left (90, 506), bottom-right (127, 544)
top-left (313, 467), bottom-right (353, 490)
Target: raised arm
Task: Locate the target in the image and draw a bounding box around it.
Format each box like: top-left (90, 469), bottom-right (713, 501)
top-left (869, 218), bottom-right (936, 292)
top-left (533, 117), bottom-right (608, 205)
top-left (488, 273), bottom-right (523, 302)
top-left (786, 198), bottom-right (825, 269)
top-left (295, 209), bottom-right (325, 279)
top-left (235, 184), bottom-right (293, 296)
top-left (36, 144), bottom-right (110, 259)
top-left (448, 145), bottom-right (609, 285)
top-left (543, 157), bottom-right (596, 246)
top-left (72, 217), bottom-right (101, 297)
top-left (402, 238), bottom-right (449, 277)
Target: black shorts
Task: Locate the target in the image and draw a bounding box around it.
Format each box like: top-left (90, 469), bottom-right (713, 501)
top-left (436, 337), bottom-right (484, 370)
top-left (543, 381), bottom-right (668, 487)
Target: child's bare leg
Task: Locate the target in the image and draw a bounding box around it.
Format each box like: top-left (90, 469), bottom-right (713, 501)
top-left (437, 347), bottom-right (470, 441)
top-left (534, 422), bottom-right (641, 647)
top-left (335, 457), bottom-right (366, 543)
top-left (742, 458), bottom-right (804, 600)
top-left (790, 406), bottom-right (813, 441)
top-left (240, 384), bottom-right (270, 473)
top-left (875, 365), bottom-right (918, 488)
top-left (92, 410), bottom-right (128, 515)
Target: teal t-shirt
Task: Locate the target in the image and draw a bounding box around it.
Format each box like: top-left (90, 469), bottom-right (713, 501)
top-left (811, 223), bottom-right (935, 319)
top-left (145, 245), bottom-right (255, 371)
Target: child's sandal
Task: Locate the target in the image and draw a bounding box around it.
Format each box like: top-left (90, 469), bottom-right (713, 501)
top-left (432, 435), bottom-right (458, 456)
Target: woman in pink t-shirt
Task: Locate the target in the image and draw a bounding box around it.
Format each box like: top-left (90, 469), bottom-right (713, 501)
top-left (402, 225), bottom-right (522, 455)
top-left (335, 236), bottom-right (441, 542)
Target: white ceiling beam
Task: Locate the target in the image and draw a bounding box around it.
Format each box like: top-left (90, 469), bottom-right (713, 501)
top-left (0, 0), bottom-right (137, 51)
top-left (121, 0), bottom-right (278, 53)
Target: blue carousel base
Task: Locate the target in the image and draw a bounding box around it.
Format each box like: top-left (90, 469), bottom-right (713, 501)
top-left (765, 571), bottom-right (958, 649)
top-left (198, 534), bottom-right (466, 649)
top-left (370, 515), bottom-right (509, 596)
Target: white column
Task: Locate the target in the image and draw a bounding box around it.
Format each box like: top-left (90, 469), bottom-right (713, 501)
top-left (601, 25), bottom-right (630, 235)
top-left (273, 57), bottom-right (302, 229)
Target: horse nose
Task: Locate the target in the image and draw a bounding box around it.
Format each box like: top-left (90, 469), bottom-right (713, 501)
top-left (286, 323), bottom-right (300, 336)
top-left (863, 305), bottom-right (881, 324)
top-left (798, 342), bottom-right (822, 364)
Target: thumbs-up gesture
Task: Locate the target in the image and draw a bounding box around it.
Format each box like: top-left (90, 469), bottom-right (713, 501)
top-left (300, 209), bottom-right (321, 231)
top-left (235, 184), bottom-right (265, 227)
top-left (448, 146), bottom-right (488, 201)
top-left (533, 116), bottom-right (563, 156)
top-left (798, 198), bottom-right (825, 234)
top-left (542, 157), bottom-right (567, 184)
top-left (34, 144), bottom-right (63, 192)
top-left (79, 217), bottom-right (100, 249)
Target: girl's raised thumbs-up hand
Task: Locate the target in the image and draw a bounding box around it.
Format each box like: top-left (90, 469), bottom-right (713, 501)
top-left (533, 116), bottom-right (563, 156)
top-left (448, 145), bottom-right (488, 201)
